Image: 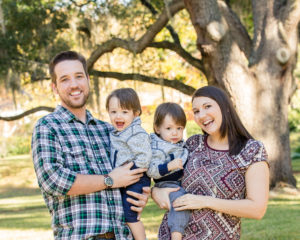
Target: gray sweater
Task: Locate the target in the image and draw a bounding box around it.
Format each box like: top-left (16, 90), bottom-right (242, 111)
top-left (147, 133), bottom-right (188, 180)
top-left (110, 117), bottom-right (152, 169)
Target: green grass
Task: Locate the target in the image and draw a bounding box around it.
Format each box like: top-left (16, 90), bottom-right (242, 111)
top-left (241, 197), bottom-right (300, 239)
top-left (1, 155), bottom-right (300, 240)
top-left (290, 131), bottom-right (300, 153)
top-left (292, 158), bottom-right (300, 171)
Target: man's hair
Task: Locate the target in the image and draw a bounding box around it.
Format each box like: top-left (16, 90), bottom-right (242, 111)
top-left (106, 88), bottom-right (142, 115)
top-left (49, 51), bottom-right (88, 84)
top-left (192, 86), bottom-right (253, 155)
top-left (153, 102), bottom-right (186, 134)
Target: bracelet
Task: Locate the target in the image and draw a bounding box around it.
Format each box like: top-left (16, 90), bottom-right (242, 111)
top-left (150, 187), bottom-right (155, 197)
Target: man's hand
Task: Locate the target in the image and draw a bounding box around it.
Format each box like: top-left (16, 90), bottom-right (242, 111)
top-left (167, 158), bottom-right (183, 171)
top-left (127, 187), bottom-right (151, 220)
top-left (109, 162), bottom-right (146, 188)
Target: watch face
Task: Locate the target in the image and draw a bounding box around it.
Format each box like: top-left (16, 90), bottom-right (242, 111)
top-left (105, 176), bottom-right (113, 187)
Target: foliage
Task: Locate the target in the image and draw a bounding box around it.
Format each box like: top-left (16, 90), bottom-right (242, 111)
top-left (186, 120), bottom-right (202, 138)
top-left (5, 136), bottom-right (31, 156)
top-left (0, 0), bottom-right (203, 102)
top-left (228, 0), bottom-right (253, 37)
top-left (0, 0), bottom-right (70, 87)
top-left (292, 159), bottom-right (300, 173)
top-left (289, 108), bottom-right (300, 132)
top-left (289, 86), bottom-right (300, 133)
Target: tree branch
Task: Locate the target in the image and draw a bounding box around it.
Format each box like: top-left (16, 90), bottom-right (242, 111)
top-left (28, 40), bottom-right (204, 86)
top-left (87, 0), bottom-right (185, 70)
top-left (249, 0), bottom-right (269, 66)
top-left (184, 0), bottom-right (251, 55)
top-left (0, 106), bottom-right (54, 121)
top-left (279, 0), bottom-right (300, 33)
top-left (218, 1), bottom-right (252, 57)
top-left (140, 0), bottom-right (158, 14)
top-left (89, 70), bottom-right (195, 95)
top-left (148, 41), bottom-right (205, 73)
top-left (141, 0), bottom-right (181, 44)
top-left (69, 0), bottom-right (94, 8)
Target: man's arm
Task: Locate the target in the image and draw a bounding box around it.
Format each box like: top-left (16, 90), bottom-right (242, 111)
top-left (32, 123), bottom-right (77, 196)
top-left (67, 162), bottom-right (146, 195)
top-left (32, 123), bottom-right (145, 196)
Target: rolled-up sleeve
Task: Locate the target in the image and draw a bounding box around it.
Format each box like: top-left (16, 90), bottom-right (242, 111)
top-left (147, 149), bottom-right (168, 179)
top-left (32, 123), bottom-right (77, 196)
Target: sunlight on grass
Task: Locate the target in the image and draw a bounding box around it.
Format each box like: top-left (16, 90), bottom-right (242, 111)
top-left (242, 200), bottom-right (300, 239)
top-left (0, 230), bottom-right (53, 240)
top-left (142, 199), bottom-right (165, 239)
top-left (0, 195), bottom-right (45, 209)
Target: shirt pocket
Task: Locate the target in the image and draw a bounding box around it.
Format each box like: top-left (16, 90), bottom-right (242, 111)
top-left (62, 148), bottom-right (90, 174)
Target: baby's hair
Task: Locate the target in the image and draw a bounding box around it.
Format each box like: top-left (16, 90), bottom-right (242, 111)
top-left (153, 102), bottom-right (186, 134)
top-left (106, 88), bottom-right (142, 115)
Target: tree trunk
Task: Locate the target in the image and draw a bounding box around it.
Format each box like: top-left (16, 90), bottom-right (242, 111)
top-left (0, 0), bottom-right (5, 34)
top-left (184, 0), bottom-right (299, 187)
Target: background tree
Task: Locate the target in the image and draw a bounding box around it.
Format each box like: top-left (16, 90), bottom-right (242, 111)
top-left (0, 0), bottom-right (69, 102)
top-left (0, 0), bottom-right (299, 188)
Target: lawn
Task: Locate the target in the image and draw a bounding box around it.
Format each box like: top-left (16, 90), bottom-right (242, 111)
top-left (0, 155), bottom-right (299, 240)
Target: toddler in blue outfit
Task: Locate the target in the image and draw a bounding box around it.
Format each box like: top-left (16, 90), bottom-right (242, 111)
top-left (106, 88), bottom-right (151, 240)
top-left (147, 102), bottom-right (190, 240)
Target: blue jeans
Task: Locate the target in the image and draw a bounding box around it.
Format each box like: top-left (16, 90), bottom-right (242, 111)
top-left (155, 181), bottom-right (190, 234)
top-left (121, 164), bottom-right (151, 222)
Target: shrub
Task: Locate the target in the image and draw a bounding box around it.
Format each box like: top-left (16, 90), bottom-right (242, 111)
top-left (5, 136), bottom-right (31, 156)
top-left (186, 120), bottom-right (202, 138)
top-left (289, 108), bottom-right (300, 132)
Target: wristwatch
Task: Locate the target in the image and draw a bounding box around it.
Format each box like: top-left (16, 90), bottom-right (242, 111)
top-left (104, 174), bottom-right (114, 189)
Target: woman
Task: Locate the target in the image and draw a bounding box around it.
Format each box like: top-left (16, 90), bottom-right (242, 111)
top-left (152, 86), bottom-right (269, 240)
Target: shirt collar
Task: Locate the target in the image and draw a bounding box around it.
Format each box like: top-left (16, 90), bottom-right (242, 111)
top-left (55, 105), bottom-right (96, 124)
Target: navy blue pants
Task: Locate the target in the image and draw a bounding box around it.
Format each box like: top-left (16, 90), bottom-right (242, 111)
top-left (121, 165), bottom-right (151, 222)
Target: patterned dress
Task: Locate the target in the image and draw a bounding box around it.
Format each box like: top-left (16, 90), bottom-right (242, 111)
top-left (158, 134), bottom-right (268, 240)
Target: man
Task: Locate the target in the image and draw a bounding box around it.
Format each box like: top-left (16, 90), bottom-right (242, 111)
top-left (32, 51), bottom-right (150, 240)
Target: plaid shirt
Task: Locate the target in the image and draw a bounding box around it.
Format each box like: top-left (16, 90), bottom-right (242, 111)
top-left (32, 105), bottom-right (132, 240)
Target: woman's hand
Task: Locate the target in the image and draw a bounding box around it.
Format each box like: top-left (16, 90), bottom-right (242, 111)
top-left (151, 187), bottom-right (180, 210)
top-left (173, 194), bottom-right (209, 211)
top-left (127, 186), bottom-right (150, 220)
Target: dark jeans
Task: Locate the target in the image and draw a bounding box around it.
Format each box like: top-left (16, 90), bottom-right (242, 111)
top-left (121, 165), bottom-right (151, 222)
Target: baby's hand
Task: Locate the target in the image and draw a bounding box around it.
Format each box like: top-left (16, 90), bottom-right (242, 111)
top-left (167, 158), bottom-right (183, 171)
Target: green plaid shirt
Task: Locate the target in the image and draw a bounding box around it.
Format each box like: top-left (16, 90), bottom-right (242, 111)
top-left (32, 105), bottom-right (132, 240)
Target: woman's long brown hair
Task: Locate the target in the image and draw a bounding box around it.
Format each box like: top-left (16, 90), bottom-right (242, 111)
top-left (192, 86), bottom-right (253, 155)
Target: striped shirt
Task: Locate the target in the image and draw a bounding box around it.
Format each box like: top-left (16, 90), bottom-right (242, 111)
top-left (31, 105), bottom-right (132, 240)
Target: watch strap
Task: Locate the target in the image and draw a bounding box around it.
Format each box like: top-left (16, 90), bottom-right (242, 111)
top-left (104, 174), bottom-right (113, 189)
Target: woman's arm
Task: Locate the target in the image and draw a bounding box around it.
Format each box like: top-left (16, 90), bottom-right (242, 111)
top-left (173, 161), bottom-right (269, 219)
